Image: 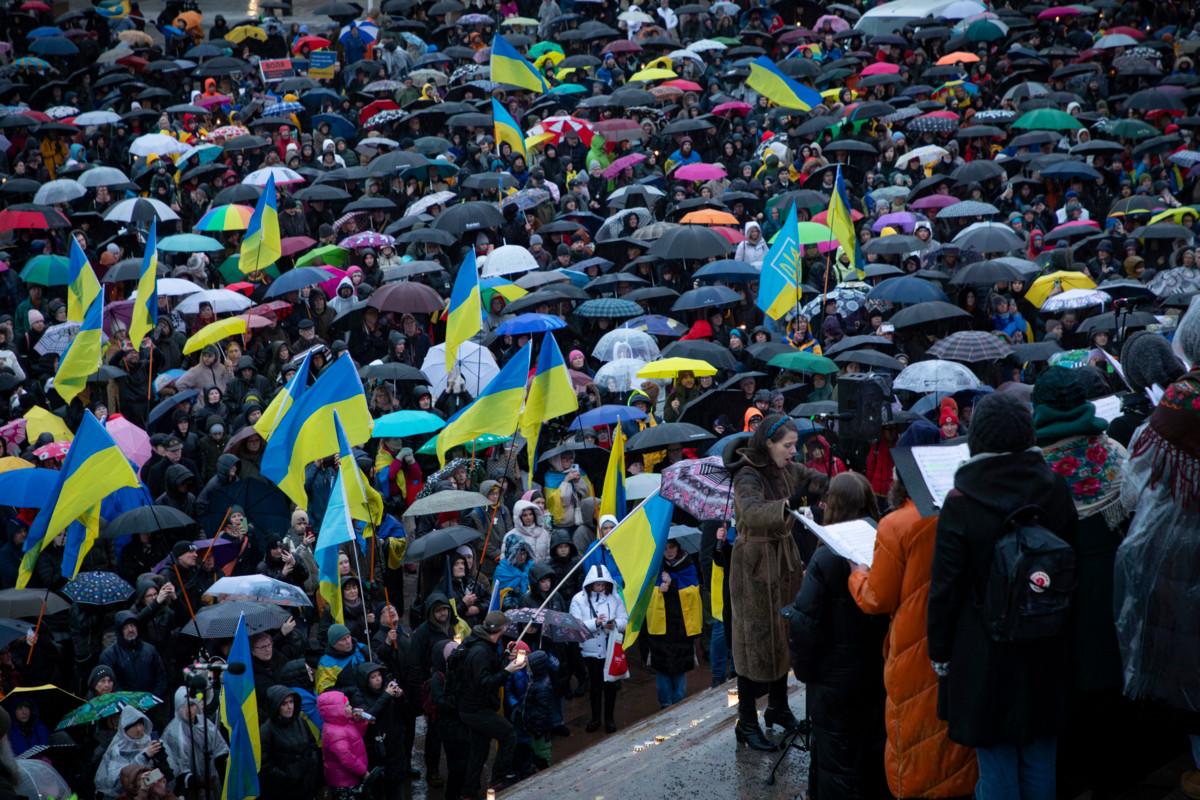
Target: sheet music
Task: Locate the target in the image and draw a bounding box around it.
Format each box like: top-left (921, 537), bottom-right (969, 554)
top-left (1100, 350), bottom-right (1130, 390)
top-left (911, 443), bottom-right (971, 510)
top-left (1090, 395), bottom-right (1122, 423)
top-left (1146, 383), bottom-right (1165, 407)
top-left (794, 513), bottom-right (878, 567)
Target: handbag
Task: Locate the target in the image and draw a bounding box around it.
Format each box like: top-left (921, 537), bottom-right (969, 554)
top-left (604, 629), bottom-right (630, 682)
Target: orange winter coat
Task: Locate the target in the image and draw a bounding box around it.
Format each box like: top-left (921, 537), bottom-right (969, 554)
top-left (848, 499), bottom-right (977, 799)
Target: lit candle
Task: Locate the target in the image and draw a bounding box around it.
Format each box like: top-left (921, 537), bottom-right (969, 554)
top-left (486, 791), bottom-right (496, 800)
top-left (726, 689), bottom-right (739, 708)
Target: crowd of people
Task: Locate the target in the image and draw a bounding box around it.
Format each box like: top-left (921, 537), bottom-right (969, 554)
top-left (0, 0), bottom-right (1197, 798)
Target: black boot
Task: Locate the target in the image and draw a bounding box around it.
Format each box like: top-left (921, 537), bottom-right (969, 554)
top-left (734, 719), bottom-right (778, 751)
top-left (763, 706), bottom-right (804, 733)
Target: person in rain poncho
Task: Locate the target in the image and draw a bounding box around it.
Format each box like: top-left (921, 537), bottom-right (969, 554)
top-left (161, 686), bottom-right (228, 800)
top-left (95, 706), bottom-right (164, 800)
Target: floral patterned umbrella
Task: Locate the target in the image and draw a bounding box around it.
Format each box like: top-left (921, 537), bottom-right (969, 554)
top-left (660, 456), bottom-right (734, 521)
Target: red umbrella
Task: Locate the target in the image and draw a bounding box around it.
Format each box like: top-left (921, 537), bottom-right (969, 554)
top-left (712, 101), bottom-right (751, 117)
top-left (0, 205), bottom-right (70, 232)
top-left (280, 235), bottom-right (316, 257)
top-left (602, 39), bottom-right (641, 55)
top-left (591, 117), bottom-right (644, 141)
top-left (367, 282), bottom-right (445, 314)
top-left (250, 300), bottom-right (294, 319)
top-left (359, 99), bottom-right (399, 127)
top-left (712, 226), bottom-right (744, 245)
top-left (663, 79), bottom-right (702, 92)
top-left (292, 35), bottom-right (331, 54)
top-left (813, 207), bottom-right (864, 224)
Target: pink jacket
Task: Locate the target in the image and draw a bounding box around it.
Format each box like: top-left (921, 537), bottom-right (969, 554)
top-left (316, 691), bottom-right (369, 788)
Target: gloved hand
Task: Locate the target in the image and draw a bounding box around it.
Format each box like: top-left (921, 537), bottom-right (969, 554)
top-left (399, 447), bottom-right (414, 464)
top-left (788, 489), bottom-right (807, 509)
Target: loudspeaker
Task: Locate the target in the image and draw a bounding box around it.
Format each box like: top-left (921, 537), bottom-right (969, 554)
top-left (837, 373), bottom-right (893, 442)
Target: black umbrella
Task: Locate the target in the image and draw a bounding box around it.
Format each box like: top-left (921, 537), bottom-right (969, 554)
top-left (670, 285), bottom-right (741, 312)
top-left (948, 259), bottom-right (1027, 285)
top-left (147, 389), bottom-right (199, 428)
top-left (359, 363), bottom-right (429, 382)
top-left (833, 350), bottom-right (905, 371)
top-left (402, 526), bottom-right (482, 564)
top-left (196, 478), bottom-right (290, 537)
top-left (824, 334), bottom-right (894, 357)
top-left (661, 339), bottom-right (740, 371)
top-left (0, 590), bottom-right (69, 619)
top-left (182, 601), bottom-right (289, 638)
top-left (431, 201), bottom-right (504, 234)
top-left (648, 226), bottom-right (731, 260)
top-left (1012, 341), bottom-right (1064, 363)
top-left (1076, 310), bottom-right (1158, 333)
top-left (102, 505), bottom-right (196, 539)
top-left (212, 184), bottom-right (263, 205)
top-left (627, 422), bottom-right (714, 452)
top-left (294, 184), bottom-right (351, 202)
top-left (889, 301), bottom-right (970, 329)
top-left (0, 619), bottom-right (34, 650)
top-left (746, 341), bottom-right (793, 362)
top-left (863, 235), bottom-right (928, 256)
top-left (791, 400), bottom-right (839, 417)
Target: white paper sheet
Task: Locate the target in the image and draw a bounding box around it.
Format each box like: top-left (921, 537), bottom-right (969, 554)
top-left (1090, 395), bottom-right (1123, 423)
top-left (795, 513), bottom-right (878, 567)
top-left (910, 443), bottom-right (971, 510)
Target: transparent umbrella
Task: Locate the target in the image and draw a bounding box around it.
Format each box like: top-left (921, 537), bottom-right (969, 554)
top-left (893, 360), bottom-right (981, 393)
top-left (592, 328), bottom-right (661, 362)
top-left (593, 357), bottom-right (648, 393)
top-left (420, 341), bottom-right (499, 399)
top-left (16, 758), bottom-right (70, 800)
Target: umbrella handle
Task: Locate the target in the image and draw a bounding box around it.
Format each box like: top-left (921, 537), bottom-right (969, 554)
top-left (173, 561), bottom-right (204, 642)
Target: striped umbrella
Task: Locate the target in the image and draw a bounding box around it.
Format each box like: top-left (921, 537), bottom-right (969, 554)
top-left (575, 298), bottom-right (643, 319)
top-left (263, 101), bottom-right (304, 117)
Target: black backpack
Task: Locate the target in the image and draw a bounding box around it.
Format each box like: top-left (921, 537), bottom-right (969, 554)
top-left (979, 505), bottom-right (1077, 643)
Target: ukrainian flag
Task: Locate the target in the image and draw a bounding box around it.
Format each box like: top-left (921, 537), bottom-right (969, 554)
top-left (66, 237), bottom-right (101, 324)
top-left (446, 249), bottom-right (483, 377)
top-left (220, 613), bottom-right (261, 800)
top-left (18, 411), bottom-right (138, 588)
top-left (255, 348), bottom-right (312, 440)
top-left (647, 554), bottom-right (702, 637)
top-left (240, 173), bottom-right (281, 275)
top-left (747, 56), bottom-right (823, 111)
top-left (315, 461), bottom-right (354, 626)
top-left (260, 352), bottom-right (372, 507)
top-left (827, 165), bottom-right (862, 273)
top-left (596, 492), bottom-right (674, 649)
top-left (599, 421), bottom-right (627, 522)
top-left (129, 219), bottom-right (158, 345)
top-left (334, 411), bottom-right (384, 550)
top-left (492, 98), bottom-right (528, 159)
top-left (519, 335), bottom-right (578, 477)
top-left (490, 34), bottom-right (549, 93)
top-left (53, 253), bottom-right (105, 405)
top-left (756, 201), bottom-right (803, 321)
top-left (97, 0), bottom-right (130, 18)
top-left (437, 342), bottom-right (531, 466)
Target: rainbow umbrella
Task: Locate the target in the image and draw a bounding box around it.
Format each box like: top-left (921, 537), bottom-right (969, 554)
top-left (195, 204), bottom-right (253, 232)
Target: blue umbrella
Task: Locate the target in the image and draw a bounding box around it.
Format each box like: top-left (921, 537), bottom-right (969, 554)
top-left (303, 91), bottom-right (345, 111)
top-left (30, 37), bottom-right (78, 57)
top-left (264, 101), bottom-right (304, 117)
top-left (27, 26), bottom-right (63, 38)
top-left (495, 313), bottom-right (566, 336)
top-left (671, 285), bottom-right (742, 312)
top-left (264, 266), bottom-right (337, 299)
top-left (694, 259), bottom-right (758, 282)
top-left (621, 314), bottom-right (687, 337)
top-left (63, 572), bottom-right (135, 606)
top-left (158, 233), bottom-right (224, 253)
top-left (706, 431), bottom-right (750, 457)
top-left (866, 275), bottom-right (948, 305)
top-left (0, 469), bottom-right (59, 507)
top-left (147, 388), bottom-right (200, 427)
top-left (569, 404), bottom-right (647, 430)
top-left (312, 112), bottom-right (352, 138)
top-left (372, 410), bottom-right (445, 438)
top-left (575, 298), bottom-right (643, 319)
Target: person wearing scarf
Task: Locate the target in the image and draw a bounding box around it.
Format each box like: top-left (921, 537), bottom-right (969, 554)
top-left (1115, 298), bottom-right (1200, 798)
top-left (1032, 366), bottom-right (1131, 795)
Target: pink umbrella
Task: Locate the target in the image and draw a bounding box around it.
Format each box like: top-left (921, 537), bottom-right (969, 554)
top-left (712, 226), bottom-right (744, 245)
top-left (104, 299), bottom-right (133, 337)
top-left (319, 266), bottom-right (350, 298)
top-left (674, 162), bottom-right (727, 181)
top-left (1037, 5), bottom-right (1082, 19)
top-left (280, 236), bottom-right (316, 257)
top-left (712, 101), bottom-right (752, 117)
top-left (195, 94), bottom-right (232, 109)
top-left (911, 194), bottom-right (959, 210)
top-left (0, 419), bottom-right (26, 455)
top-left (861, 62), bottom-right (901, 76)
top-left (106, 414), bottom-right (152, 469)
top-left (602, 152), bottom-right (647, 179)
top-left (32, 441), bottom-right (70, 462)
top-left (815, 14), bottom-right (850, 31)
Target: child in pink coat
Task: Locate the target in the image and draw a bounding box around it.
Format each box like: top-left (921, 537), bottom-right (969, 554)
top-left (316, 690), bottom-right (369, 789)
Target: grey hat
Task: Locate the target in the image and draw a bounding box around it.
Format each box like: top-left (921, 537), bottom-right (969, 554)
top-left (967, 393), bottom-right (1035, 456)
top-left (1121, 331), bottom-right (1184, 392)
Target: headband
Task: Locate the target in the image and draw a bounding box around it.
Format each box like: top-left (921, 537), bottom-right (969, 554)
top-left (766, 416), bottom-right (790, 439)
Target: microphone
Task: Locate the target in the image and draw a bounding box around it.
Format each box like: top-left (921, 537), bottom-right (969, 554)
top-left (188, 660), bottom-right (246, 674)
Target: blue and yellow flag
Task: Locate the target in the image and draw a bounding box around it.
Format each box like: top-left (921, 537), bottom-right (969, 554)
top-left (756, 202), bottom-right (802, 321)
top-left (599, 423), bottom-right (627, 521)
top-left (334, 411), bottom-right (383, 550)
top-left (220, 613), bottom-right (261, 800)
top-left (315, 463), bottom-right (354, 626)
top-left (597, 492), bottom-right (674, 649)
top-left (490, 34), bottom-right (548, 93)
top-left (240, 173), bottom-right (281, 275)
top-left (96, 0), bottom-right (130, 18)
top-left (446, 249), bottom-right (482, 377)
top-left (67, 237), bottom-right (101, 324)
top-left (437, 342), bottom-right (531, 465)
top-left (53, 255), bottom-right (105, 404)
top-left (255, 348), bottom-right (312, 440)
top-left (18, 411), bottom-right (138, 588)
top-left (492, 98), bottom-right (528, 159)
top-left (827, 165), bottom-right (862, 275)
top-left (129, 219), bottom-right (159, 346)
top-left (519, 335), bottom-right (578, 477)
top-left (260, 352), bottom-right (371, 507)
top-left (747, 56), bottom-right (823, 111)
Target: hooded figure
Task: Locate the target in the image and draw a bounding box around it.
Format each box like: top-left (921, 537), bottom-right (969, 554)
top-left (7, 698), bottom-right (48, 755)
top-left (494, 536), bottom-right (535, 611)
top-left (162, 686), bottom-right (228, 800)
top-left (317, 690), bottom-right (369, 788)
top-left (95, 706), bottom-right (158, 799)
top-left (569, 564), bottom-right (628, 731)
top-left (196, 453), bottom-right (238, 516)
top-left (502, 499), bottom-right (551, 564)
top-left (734, 220), bottom-right (769, 268)
top-left (329, 276), bottom-right (359, 317)
top-left (259, 685), bottom-right (320, 800)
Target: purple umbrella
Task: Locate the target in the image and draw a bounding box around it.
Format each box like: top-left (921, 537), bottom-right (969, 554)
top-left (911, 194), bottom-right (959, 211)
top-left (602, 152), bottom-right (647, 179)
top-left (872, 211), bottom-right (918, 234)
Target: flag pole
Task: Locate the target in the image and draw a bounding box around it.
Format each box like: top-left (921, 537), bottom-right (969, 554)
top-left (470, 414), bottom-right (524, 588)
top-left (25, 588), bottom-right (50, 664)
top-left (348, 532), bottom-right (374, 661)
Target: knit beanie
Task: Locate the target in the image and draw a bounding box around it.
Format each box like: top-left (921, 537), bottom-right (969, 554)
top-left (967, 393), bottom-right (1035, 455)
top-left (897, 419), bottom-right (941, 447)
top-left (1031, 366), bottom-right (1108, 444)
top-left (327, 623), bottom-right (352, 646)
top-left (1030, 366), bottom-right (1079, 411)
top-left (1121, 331), bottom-right (1184, 392)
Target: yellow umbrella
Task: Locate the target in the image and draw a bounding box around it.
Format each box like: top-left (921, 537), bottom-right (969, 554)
top-left (644, 55), bottom-right (674, 70)
top-left (1150, 206), bottom-right (1200, 225)
top-left (534, 50), bottom-right (564, 70)
top-left (227, 25), bottom-right (267, 43)
top-left (629, 67), bottom-right (677, 82)
top-left (0, 457), bottom-right (33, 474)
top-left (24, 406), bottom-right (72, 444)
top-left (524, 132), bottom-right (556, 151)
top-left (1026, 270), bottom-right (1097, 308)
top-left (637, 357), bottom-right (717, 379)
top-left (184, 316), bottom-right (249, 355)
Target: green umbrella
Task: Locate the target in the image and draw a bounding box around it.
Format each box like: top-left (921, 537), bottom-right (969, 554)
top-left (1011, 108), bottom-right (1083, 131)
top-left (217, 253), bottom-right (280, 283)
top-left (417, 432), bottom-right (512, 456)
top-left (296, 244), bottom-right (350, 268)
top-left (549, 83), bottom-right (588, 95)
top-left (158, 233), bottom-right (225, 253)
top-left (713, 36), bottom-right (740, 46)
top-left (528, 41), bottom-right (564, 59)
top-left (1103, 119), bottom-right (1157, 140)
top-left (55, 691), bottom-right (163, 730)
top-left (768, 351), bottom-right (839, 375)
top-left (19, 255), bottom-right (70, 286)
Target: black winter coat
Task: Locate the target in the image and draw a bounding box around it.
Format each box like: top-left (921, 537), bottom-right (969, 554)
top-left (456, 630), bottom-right (507, 714)
top-left (927, 449), bottom-right (1079, 748)
top-left (258, 685), bottom-right (320, 800)
top-left (98, 637), bottom-right (168, 697)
